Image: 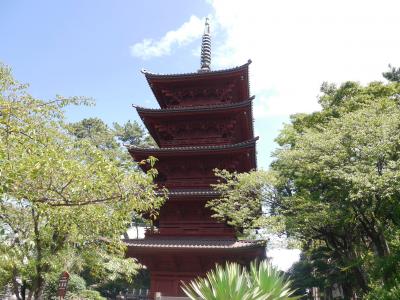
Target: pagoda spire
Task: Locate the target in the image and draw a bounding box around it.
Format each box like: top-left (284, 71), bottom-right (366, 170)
top-left (199, 18), bottom-right (211, 72)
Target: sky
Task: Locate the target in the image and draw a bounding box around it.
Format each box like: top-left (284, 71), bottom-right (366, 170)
top-left (2, 0), bottom-right (400, 270)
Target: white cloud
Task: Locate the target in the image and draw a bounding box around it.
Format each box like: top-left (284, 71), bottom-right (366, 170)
top-left (130, 15), bottom-right (204, 59)
top-left (131, 0), bottom-right (400, 116)
top-left (210, 0), bottom-right (400, 117)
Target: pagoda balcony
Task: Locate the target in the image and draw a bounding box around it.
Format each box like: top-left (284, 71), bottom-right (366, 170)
top-left (145, 225), bottom-right (235, 238)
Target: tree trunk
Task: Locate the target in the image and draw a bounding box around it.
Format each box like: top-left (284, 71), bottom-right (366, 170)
top-left (346, 247), bottom-right (369, 294)
top-left (351, 265), bottom-right (369, 294)
top-left (341, 282), bottom-right (353, 300)
top-left (324, 230), bottom-right (369, 294)
top-left (31, 207), bottom-right (45, 300)
top-left (356, 209), bottom-right (390, 258)
top-left (374, 231), bottom-right (390, 257)
top-left (33, 281), bottom-right (44, 300)
top-left (21, 281), bottom-right (26, 300)
top-left (370, 229), bottom-right (392, 283)
top-left (11, 272), bottom-right (21, 300)
top-left (356, 210), bottom-right (393, 283)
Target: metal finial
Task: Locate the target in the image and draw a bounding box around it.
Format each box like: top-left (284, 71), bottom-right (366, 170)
top-left (199, 18), bottom-right (211, 72)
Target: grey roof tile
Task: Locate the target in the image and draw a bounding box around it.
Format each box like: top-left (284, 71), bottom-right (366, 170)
top-left (124, 238), bottom-right (265, 249)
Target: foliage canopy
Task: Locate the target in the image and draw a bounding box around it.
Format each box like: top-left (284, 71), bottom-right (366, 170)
top-left (0, 63), bottom-right (164, 299)
top-left (208, 75), bottom-right (400, 297)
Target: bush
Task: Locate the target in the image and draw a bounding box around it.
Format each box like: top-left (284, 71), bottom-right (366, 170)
top-left (365, 281), bottom-right (400, 300)
top-left (65, 289), bottom-right (106, 300)
top-left (67, 275), bottom-right (87, 293)
top-left (43, 273), bottom-right (86, 299)
top-left (80, 290), bottom-right (106, 300)
top-left (93, 268), bottom-right (150, 298)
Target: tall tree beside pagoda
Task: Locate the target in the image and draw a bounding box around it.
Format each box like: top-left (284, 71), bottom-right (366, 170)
top-left (0, 63), bottom-right (164, 299)
top-left (207, 78), bottom-right (400, 297)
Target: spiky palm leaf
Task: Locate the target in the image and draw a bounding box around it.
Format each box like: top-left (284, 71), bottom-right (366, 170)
top-left (181, 262), bottom-right (261, 300)
top-left (182, 261), bottom-right (299, 300)
top-left (250, 260), bottom-right (299, 300)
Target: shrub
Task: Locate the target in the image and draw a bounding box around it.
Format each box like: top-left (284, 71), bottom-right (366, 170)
top-left (182, 260), bottom-right (299, 300)
top-left (365, 280), bottom-right (400, 300)
top-left (65, 289), bottom-right (106, 300)
top-left (43, 273), bottom-right (86, 299)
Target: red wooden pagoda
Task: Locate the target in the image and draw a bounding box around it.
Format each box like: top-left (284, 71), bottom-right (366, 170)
top-left (126, 19), bottom-right (265, 298)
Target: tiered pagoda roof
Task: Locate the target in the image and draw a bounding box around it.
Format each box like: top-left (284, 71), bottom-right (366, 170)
top-left (141, 60), bottom-right (252, 109)
top-left (128, 137), bottom-right (258, 154)
top-left (134, 97), bottom-right (255, 147)
top-left (130, 138), bottom-right (258, 189)
top-left (125, 18), bottom-right (265, 298)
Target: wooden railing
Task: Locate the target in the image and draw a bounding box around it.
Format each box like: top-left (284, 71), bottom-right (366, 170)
top-left (114, 289), bottom-right (190, 300)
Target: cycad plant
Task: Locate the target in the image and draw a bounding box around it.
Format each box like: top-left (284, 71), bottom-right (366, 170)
top-left (181, 260), bottom-right (299, 300)
top-left (249, 260), bottom-right (298, 300)
top-left (181, 262), bottom-right (259, 300)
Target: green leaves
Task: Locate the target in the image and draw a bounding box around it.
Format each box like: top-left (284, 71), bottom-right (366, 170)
top-left (206, 76), bottom-right (400, 295)
top-left (383, 64), bottom-right (400, 83)
top-left (182, 263), bottom-right (254, 300)
top-left (250, 261), bottom-right (299, 300)
top-left (0, 63), bottom-right (165, 298)
top-left (207, 169), bottom-right (274, 237)
top-left (272, 80), bottom-right (400, 294)
top-left (181, 261), bottom-right (298, 300)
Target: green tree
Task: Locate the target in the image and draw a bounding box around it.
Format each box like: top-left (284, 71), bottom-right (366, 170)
top-left (68, 118), bottom-right (119, 150)
top-left (68, 117), bottom-right (157, 240)
top-left (0, 63), bottom-right (164, 299)
top-left (288, 246), bottom-right (358, 298)
top-left (273, 81), bottom-right (400, 288)
top-left (113, 120), bottom-right (156, 148)
top-left (208, 78), bottom-right (400, 296)
top-left (68, 118), bottom-right (155, 156)
top-left (383, 64), bottom-right (400, 82)
top-left (207, 169), bottom-right (271, 237)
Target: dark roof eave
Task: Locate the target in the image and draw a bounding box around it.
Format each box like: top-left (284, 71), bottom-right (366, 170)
top-left (127, 137), bottom-right (258, 154)
top-left (124, 238), bottom-right (266, 250)
top-left (134, 96), bottom-right (254, 115)
top-left (141, 59), bottom-right (252, 80)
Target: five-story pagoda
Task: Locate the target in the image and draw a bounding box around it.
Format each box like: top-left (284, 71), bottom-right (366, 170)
top-left (126, 19), bottom-right (265, 298)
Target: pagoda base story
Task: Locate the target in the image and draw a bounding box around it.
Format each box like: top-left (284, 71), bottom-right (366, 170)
top-left (126, 238), bottom-right (265, 298)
